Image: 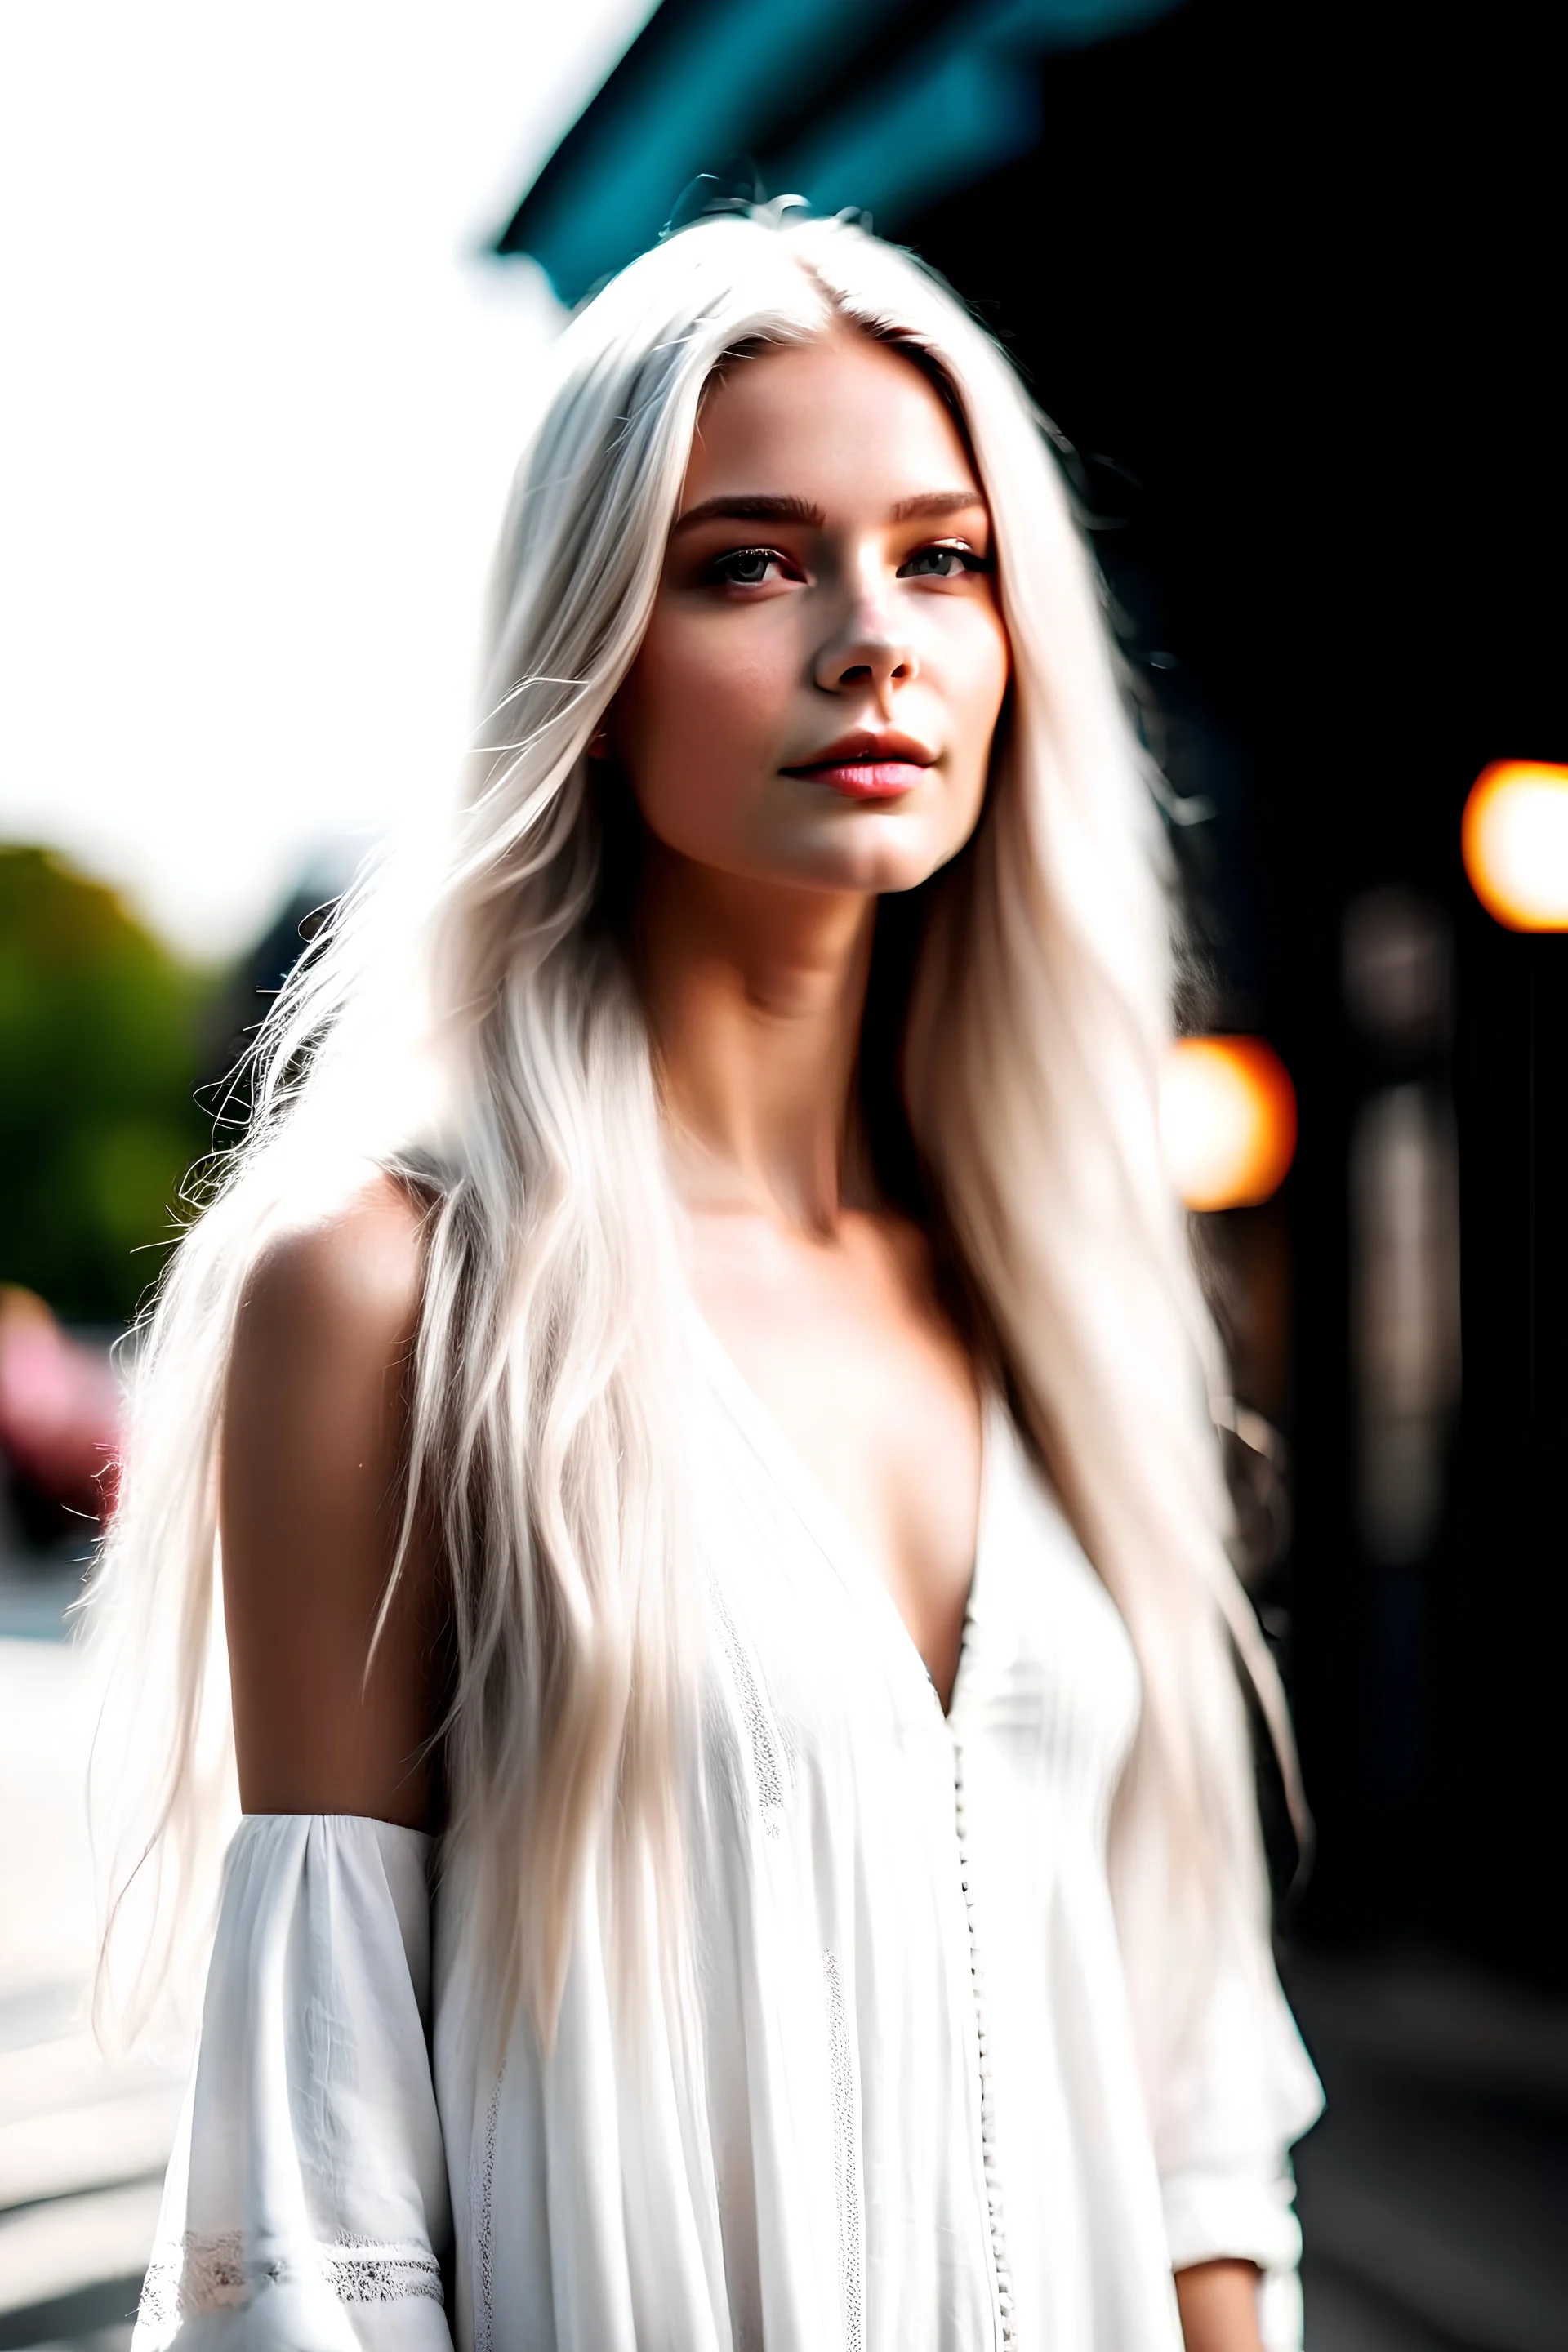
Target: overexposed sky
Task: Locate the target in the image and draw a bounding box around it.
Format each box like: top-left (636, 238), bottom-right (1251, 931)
top-left (0, 1), bottom-right (653, 959)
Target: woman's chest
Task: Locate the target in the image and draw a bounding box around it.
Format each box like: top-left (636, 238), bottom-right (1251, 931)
top-left (685, 1214), bottom-right (983, 1707)
top-left (690, 1372), bottom-right (1143, 1864)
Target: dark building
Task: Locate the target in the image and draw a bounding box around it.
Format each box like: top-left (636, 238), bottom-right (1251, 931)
top-left (497, 7), bottom-right (1568, 2332)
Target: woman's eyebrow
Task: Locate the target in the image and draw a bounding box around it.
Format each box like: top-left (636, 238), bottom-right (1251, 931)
top-left (889, 488), bottom-right (988, 523)
top-left (673, 493), bottom-right (824, 532)
top-left (671, 488), bottom-right (988, 534)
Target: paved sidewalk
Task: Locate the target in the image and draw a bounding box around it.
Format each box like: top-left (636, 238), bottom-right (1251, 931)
top-left (1291, 1944), bottom-right (1568, 2351)
top-left (0, 1556), bottom-right (188, 2352)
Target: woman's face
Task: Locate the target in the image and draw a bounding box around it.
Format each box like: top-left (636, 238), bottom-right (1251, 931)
top-left (611, 331), bottom-right (1011, 899)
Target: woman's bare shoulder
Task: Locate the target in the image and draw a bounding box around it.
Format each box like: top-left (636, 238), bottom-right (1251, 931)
top-left (222, 1169), bottom-right (442, 1825)
top-left (236, 1168), bottom-right (427, 1374)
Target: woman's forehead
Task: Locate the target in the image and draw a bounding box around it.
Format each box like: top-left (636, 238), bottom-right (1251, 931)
top-left (681, 334), bottom-right (983, 519)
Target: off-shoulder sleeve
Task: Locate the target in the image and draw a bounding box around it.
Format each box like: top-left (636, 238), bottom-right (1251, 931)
top-left (135, 1815), bottom-right (454, 2352)
top-left (1151, 1913), bottom-right (1324, 2352)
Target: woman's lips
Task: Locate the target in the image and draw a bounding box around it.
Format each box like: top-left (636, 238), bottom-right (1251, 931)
top-left (786, 758), bottom-right (929, 800)
top-left (782, 736), bottom-right (935, 799)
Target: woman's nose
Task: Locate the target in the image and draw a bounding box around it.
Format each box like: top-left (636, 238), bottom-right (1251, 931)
top-left (813, 604), bottom-right (920, 698)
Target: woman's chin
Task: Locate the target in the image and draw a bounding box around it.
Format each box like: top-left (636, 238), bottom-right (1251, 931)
top-left (754, 812), bottom-right (969, 899)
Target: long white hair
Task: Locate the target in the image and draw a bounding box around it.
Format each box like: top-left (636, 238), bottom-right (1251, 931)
top-left (89, 205), bottom-right (1296, 2078)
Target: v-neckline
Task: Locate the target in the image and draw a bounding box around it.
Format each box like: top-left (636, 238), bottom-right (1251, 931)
top-left (684, 1300), bottom-right (996, 1721)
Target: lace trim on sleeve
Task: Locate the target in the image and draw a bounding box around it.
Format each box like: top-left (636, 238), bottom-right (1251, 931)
top-left (139, 2231), bottom-right (444, 2332)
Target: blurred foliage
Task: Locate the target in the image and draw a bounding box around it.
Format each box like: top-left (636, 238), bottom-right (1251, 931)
top-left (0, 847), bottom-right (220, 1324)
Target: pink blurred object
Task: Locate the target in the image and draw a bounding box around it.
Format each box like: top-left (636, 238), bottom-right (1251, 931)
top-left (0, 1285), bottom-right (122, 1525)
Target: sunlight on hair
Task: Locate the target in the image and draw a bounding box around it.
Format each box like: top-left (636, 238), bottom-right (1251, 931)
top-left (1462, 760), bottom-right (1568, 932)
top-left (1161, 1036), bottom-right (1298, 1211)
top-left (88, 207), bottom-right (1301, 2088)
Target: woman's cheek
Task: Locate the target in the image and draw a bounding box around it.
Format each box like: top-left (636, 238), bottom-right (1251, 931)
top-left (687, 635), bottom-right (792, 764)
top-left (940, 598), bottom-right (1010, 701)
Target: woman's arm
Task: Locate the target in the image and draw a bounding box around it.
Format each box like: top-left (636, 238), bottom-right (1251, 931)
top-left (1143, 1882), bottom-right (1322, 2352)
top-left (222, 1174), bottom-right (442, 1825)
top-left (1176, 2260), bottom-right (1264, 2352)
top-left (135, 1177), bottom-right (456, 2352)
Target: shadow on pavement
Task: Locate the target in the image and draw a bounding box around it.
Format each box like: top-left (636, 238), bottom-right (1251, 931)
top-left (1291, 1946), bottom-right (1568, 2351)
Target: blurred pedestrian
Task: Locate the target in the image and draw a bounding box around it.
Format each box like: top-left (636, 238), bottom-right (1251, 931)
top-left (0, 1285), bottom-right (119, 1539)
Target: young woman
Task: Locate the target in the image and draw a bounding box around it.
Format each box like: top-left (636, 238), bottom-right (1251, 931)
top-left (97, 203), bottom-right (1321, 2352)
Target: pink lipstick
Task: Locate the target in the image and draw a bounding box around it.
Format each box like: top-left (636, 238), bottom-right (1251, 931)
top-left (782, 730), bottom-right (934, 800)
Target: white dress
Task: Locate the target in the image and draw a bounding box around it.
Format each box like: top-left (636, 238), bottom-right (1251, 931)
top-left (136, 1319), bottom-right (1321, 2352)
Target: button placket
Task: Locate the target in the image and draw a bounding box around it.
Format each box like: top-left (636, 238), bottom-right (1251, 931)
top-left (951, 1735), bottom-right (1017, 2351)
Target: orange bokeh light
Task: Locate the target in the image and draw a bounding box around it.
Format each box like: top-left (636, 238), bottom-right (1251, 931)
top-left (1462, 760), bottom-right (1568, 931)
top-left (1161, 1036), bottom-right (1298, 1211)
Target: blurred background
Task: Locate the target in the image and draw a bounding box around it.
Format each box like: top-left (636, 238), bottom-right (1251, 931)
top-left (2, 2), bottom-right (1564, 2344)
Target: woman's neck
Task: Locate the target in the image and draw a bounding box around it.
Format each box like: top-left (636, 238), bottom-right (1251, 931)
top-left (635, 840), bottom-right (877, 1235)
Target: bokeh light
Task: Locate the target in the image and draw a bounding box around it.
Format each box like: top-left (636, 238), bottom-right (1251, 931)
top-left (1461, 760), bottom-right (1568, 932)
top-left (1162, 1035), bottom-right (1298, 1210)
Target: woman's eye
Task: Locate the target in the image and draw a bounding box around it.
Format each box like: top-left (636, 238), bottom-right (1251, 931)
top-left (710, 546), bottom-right (786, 587)
top-left (898, 541), bottom-right (989, 578)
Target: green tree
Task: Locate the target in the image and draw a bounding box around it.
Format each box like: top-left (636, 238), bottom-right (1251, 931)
top-left (0, 848), bottom-right (218, 1324)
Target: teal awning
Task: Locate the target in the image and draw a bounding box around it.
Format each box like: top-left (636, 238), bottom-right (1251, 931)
top-left (497, 0), bottom-right (1186, 305)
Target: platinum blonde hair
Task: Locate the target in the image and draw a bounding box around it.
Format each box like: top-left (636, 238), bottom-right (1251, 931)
top-left (90, 207), bottom-right (1297, 2080)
